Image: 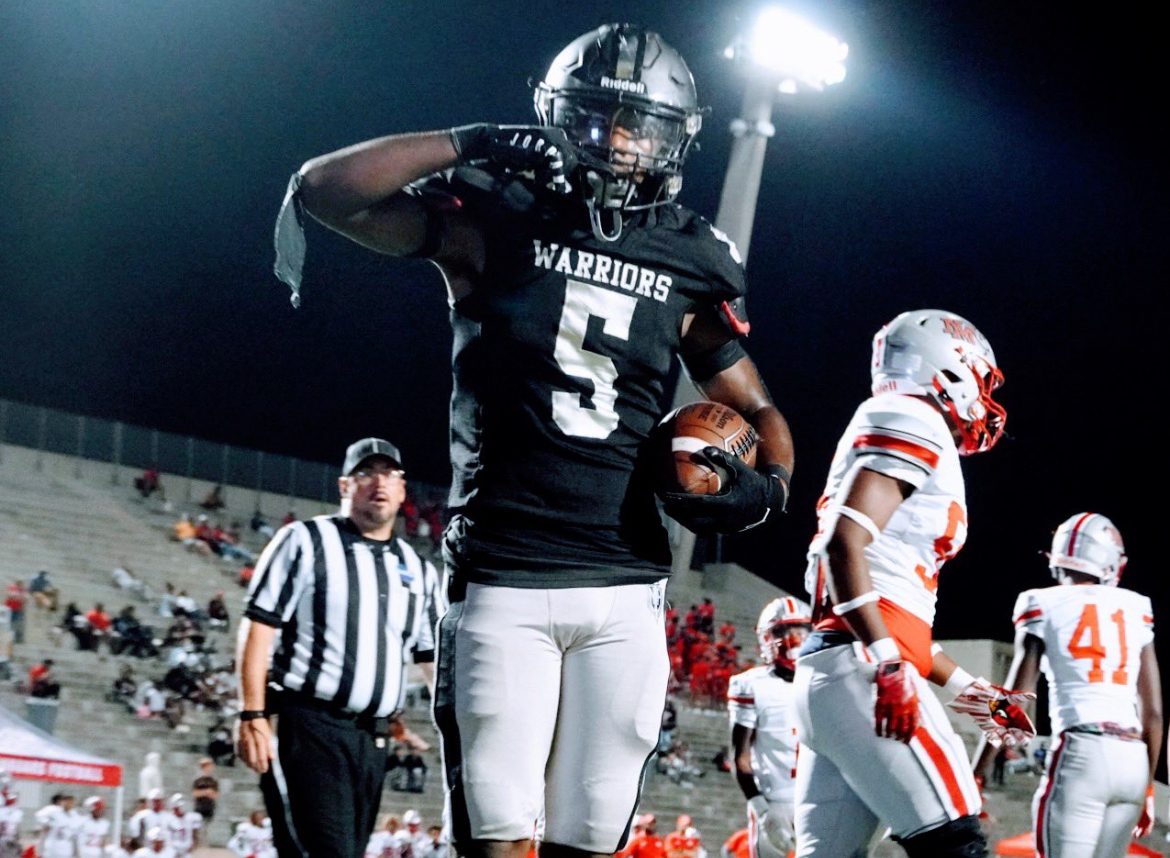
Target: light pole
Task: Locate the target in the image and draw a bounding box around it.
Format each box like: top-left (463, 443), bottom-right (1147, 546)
top-left (669, 6), bottom-right (848, 576)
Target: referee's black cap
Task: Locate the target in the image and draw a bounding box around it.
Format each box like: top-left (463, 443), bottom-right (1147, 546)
top-left (342, 437), bottom-right (403, 475)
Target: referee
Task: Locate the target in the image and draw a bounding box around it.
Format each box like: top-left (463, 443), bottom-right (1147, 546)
top-left (236, 437), bottom-right (443, 858)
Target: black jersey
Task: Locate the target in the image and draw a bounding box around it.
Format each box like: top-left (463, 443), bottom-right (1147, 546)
top-left (430, 173), bottom-right (747, 587)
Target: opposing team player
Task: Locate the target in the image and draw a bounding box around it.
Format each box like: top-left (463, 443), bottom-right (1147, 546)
top-left (133, 827), bottom-right (174, 858)
top-left (162, 793), bottom-right (201, 857)
top-left (36, 794), bottom-right (79, 858)
top-left (728, 597), bottom-right (812, 858)
top-left (75, 796), bottom-right (110, 858)
top-left (792, 309), bottom-right (1030, 858)
top-left (0, 774), bottom-right (22, 858)
top-left (972, 513), bottom-right (1162, 857)
top-left (128, 789), bottom-right (168, 847)
top-left (227, 811), bottom-right (275, 858)
top-left (281, 22), bottom-right (795, 858)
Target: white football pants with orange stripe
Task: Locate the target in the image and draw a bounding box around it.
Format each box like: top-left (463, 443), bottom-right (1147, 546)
top-left (748, 797), bottom-right (795, 858)
top-left (1031, 731), bottom-right (1147, 858)
top-left (791, 643), bottom-right (981, 856)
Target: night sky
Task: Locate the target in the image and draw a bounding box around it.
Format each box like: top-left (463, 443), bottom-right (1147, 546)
top-left (1, 0), bottom-right (1164, 665)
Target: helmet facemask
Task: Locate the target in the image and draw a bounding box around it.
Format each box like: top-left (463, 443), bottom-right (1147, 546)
top-left (533, 23), bottom-right (703, 241)
top-left (871, 310), bottom-right (1007, 456)
top-left (755, 596), bottom-right (812, 672)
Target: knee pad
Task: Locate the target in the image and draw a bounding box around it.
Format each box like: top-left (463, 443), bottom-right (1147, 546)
top-left (895, 815), bottom-right (987, 858)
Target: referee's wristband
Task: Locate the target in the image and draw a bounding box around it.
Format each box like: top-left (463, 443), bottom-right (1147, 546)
top-left (238, 710), bottom-right (268, 722)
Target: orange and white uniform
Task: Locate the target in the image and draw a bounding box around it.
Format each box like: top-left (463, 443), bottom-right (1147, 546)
top-left (792, 393), bottom-right (981, 856)
top-left (1015, 584), bottom-right (1154, 858)
top-left (728, 666), bottom-right (799, 858)
top-left (75, 815), bottom-right (111, 858)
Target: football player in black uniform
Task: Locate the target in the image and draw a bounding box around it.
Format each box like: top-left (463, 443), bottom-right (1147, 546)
top-left (277, 22), bottom-right (795, 858)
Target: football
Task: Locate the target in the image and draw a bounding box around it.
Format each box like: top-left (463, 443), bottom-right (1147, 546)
top-left (657, 401), bottom-right (758, 495)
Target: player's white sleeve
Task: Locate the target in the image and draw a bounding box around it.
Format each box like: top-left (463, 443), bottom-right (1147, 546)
top-left (849, 401), bottom-right (949, 488)
top-left (1137, 593), bottom-right (1155, 649)
top-left (727, 671), bottom-right (757, 728)
top-left (1012, 590), bottom-right (1044, 634)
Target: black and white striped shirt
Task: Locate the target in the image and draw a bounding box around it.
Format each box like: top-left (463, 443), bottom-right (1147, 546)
top-left (244, 515), bottom-right (443, 718)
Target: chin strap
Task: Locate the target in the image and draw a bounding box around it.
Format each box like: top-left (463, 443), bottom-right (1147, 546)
top-left (585, 196), bottom-right (624, 242)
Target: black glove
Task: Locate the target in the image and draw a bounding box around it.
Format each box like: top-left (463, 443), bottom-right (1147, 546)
top-left (450, 124), bottom-right (578, 194)
top-left (659, 447), bottom-right (789, 535)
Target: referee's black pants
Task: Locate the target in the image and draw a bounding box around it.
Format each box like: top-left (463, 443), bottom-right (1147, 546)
top-left (259, 699), bottom-right (389, 858)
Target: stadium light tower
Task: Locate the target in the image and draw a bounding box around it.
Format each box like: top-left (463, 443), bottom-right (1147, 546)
top-left (670, 6), bottom-right (847, 576)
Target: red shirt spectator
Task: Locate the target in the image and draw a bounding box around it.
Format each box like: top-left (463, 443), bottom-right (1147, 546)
top-left (281, 510), bottom-right (296, 526)
top-left (86, 604), bottom-right (112, 633)
top-left (238, 564), bottom-right (254, 587)
top-left (718, 620), bottom-right (736, 642)
top-left (697, 598), bottom-right (715, 633)
top-left (5, 582), bottom-right (26, 614)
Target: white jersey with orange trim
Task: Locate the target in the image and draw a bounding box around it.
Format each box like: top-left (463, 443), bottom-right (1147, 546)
top-left (163, 811), bottom-right (202, 855)
top-left (803, 393), bottom-right (966, 674)
top-left (36, 805), bottom-right (80, 858)
top-left (727, 666), bottom-right (800, 802)
top-left (0, 805), bottom-right (22, 849)
top-left (1014, 584), bottom-right (1154, 734)
top-left (75, 816), bottom-right (111, 858)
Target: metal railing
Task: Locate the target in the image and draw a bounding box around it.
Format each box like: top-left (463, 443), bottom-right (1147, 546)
top-left (0, 397), bottom-right (446, 509)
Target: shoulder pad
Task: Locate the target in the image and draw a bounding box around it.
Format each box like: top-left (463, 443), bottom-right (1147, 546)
top-left (850, 395), bottom-right (950, 474)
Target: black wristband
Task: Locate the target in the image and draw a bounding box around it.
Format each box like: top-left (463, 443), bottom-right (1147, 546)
top-left (238, 710), bottom-right (267, 722)
top-left (449, 123), bottom-right (496, 163)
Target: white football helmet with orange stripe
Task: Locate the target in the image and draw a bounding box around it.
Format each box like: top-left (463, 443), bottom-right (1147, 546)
top-left (870, 309), bottom-right (1006, 456)
top-left (757, 596), bottom-right (812, 670)
top-left (1049, 512), bottom-right (1127, 586)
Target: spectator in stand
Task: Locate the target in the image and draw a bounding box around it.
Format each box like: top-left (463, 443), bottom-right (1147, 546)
top-left (665, 606), bottom-right (679, 644)
top-left (191, 759), bottom-right (219, 823)
top-left (697, 598), bottom-right (715, 635)
top-left (29, 658), bottom-right (61, 698)
top-left (207, 591), bottom-right (229, 631)
top-left (718, 619), bottom-right (736, 644)
top-left (657, 698), bottom-right (678, 754)
top-left (685, 605), bottom-right (700, 634)
top-left (112, 606), bottom-right (157, 658)
top-left (5, 581), bottom-right (26, 645)
top-left (250, 510), bottom-right (276, 540)
top-left (157, 584), bottom-right (177, 619)
top-left (86, 603), bottom-right (113, 651)
top-left (401, 493), bottom-right (420, 537)
top-left (171, 515), bottom-right (204, 552)
top-left (172, 591), bottom-right (198, 620)
top-left (60, 603), bottom-right (97, 651)
top-left (212, 524), bottom-right (256, 564)
top-left (29, 570), bottom-right (59, 612)
top-left (109, 664), bottom-right (138, 711)
top-left (199, 484), bottom-right (226, 511)
top-left (112, 565), bottom-right (150, 601)
top-left (137, 757), bottom-right (163, 807)
top-left (280, 510), bottom-right (295, 526)
top-left (206, 717), bottom-right (235, 767)
top-left (135, 681), bottom-right (167, 720)
top-left (134, 466), bottom-right (163, 500)
top-left (237, 564), bottom-right (254, 588)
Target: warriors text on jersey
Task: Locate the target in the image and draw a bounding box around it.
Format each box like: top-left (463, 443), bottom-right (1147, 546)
top-left (804, 393), bottom-right (966, 675)
top-left (428, 172), bottom-right (747, 586)
top-left (1014, 584), bottom-right (1154, 734)
top-left (727, 666), bottom-right (800, 802)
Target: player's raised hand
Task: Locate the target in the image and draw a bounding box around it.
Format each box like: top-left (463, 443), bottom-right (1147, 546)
top-left (450, 124), bottom-right (578, 194)
top-left (947, 678), bottom-right (1036, 748)
top-left (874, 659), bottom-right (919, 743)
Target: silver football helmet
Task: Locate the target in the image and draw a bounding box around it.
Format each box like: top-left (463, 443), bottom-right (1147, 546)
top-left (1049, 512), bottom-right (1127, 586)
top-left (756, 596), bottom-right (812, 670)
top-left (871, 309), bottom-right (1006, 455)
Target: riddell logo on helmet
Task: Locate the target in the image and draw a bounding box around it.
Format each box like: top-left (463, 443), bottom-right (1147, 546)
top-left (942, 318), bottom-right (977, 343)
top-left (600, 76), bottom-right (647, 93)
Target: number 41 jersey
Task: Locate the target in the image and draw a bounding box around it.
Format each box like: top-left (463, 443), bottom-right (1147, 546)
top-left (1014, 584), bottom-right (1154, 735)
top-left (440, 183), bottom-right (747, 588)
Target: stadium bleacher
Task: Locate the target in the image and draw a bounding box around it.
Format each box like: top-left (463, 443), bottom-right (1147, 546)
top-left (2, 439), bottom-right (1165, 856)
